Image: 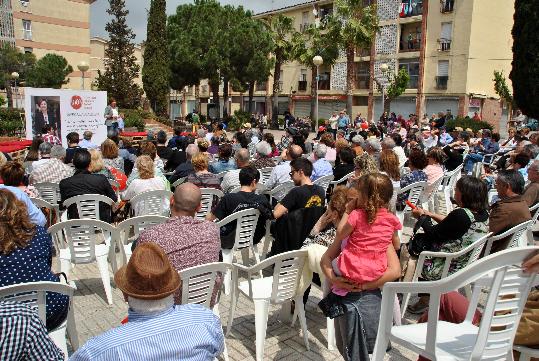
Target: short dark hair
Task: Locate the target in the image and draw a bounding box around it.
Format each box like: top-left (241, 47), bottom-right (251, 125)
top-left (338, 147), bottom-right (355, 165)
top-left (73, 149), bottom-right (91, 170)
top-left (455, 176), bottom-right (488, 213)
top-left (514, 153), bottom-right (531, 168)
top-left (156, 130), bottom-right (167, 144)
top-left (42, 124), bottom-right (52, 134)
top-left (218, 143), bottom-right (232, 161)
top-left (390, 133), bottom-right (403, 146)
top-left (174, 126), bottom-right (183, 136)
top-left (0, 161), bottom-right (25, 187)
top-left (290, 157), bottom-right (313, 177)
top-left (497, 169), bottom-right (525, 194)
top-left (492, 133), bottom-right (501, 142)
top-left (408, 148), bottom-right (428, 170)
top-left (239, 166), bottom-right (260, 186)
top-left (66, 132), bottom-right (79, 144)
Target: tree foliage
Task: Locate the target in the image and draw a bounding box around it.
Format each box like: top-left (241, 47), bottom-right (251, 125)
top-left (142, 0), bottom-right (169, 116)
top-left (94, 0), bottom-right (143, 108)
top-left (0, 44), bottom-right (35, 108)
top-left (510, 0), bottom-right (539, 118)
top-left (375, 66), bottom-right (410, 112)
top-left (26, 53), bottom-right (73, 88)
top-left (493, 70), bottom-right (513, 106)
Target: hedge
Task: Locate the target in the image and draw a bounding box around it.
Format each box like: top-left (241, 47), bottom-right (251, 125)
top-left (0, 108), bottom-right (25, 136)
top-left (445, 116), bottom-right (493, 133)
top-left (122, 109), bottom-right (145, 131)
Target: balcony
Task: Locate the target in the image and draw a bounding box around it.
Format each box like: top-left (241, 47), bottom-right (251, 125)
top-left (436, 76), bottom-right (448, 89)
top-left (441, 0), bottom-right (454, 13)
top-left (400, 23), bottom-right (422, 53)
top-left (400, 0), bottom-right (423, 17)
top-left (438, 38), bottom-right (451, 51)
top-left (298, 80), bottom-right (308, 91)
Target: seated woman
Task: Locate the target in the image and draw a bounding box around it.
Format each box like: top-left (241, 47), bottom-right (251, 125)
top-left (0, 189), bottom-right (69, 331)
top-left (397, 148), bottom-right (428, 210)
top-left (101, 138), bottom-right (124, 172)
top-left (379, 149), bottom-right (401, 188)
top-left (319, 132), bottom-right (337, 162)
top-left (403, 175), bottom-right (489, 314)
top-left (263, 133), bottom-right (280, 157)
top-left (424, 146), bottom-right (446, 192)
top-left (127, 142), bottom-right (168, 189)
top-left (333, 146), bottom-right (355, 183)
top-left (0, 161), bottom-right (38, 198)
top-left (122, 155), bottom-right (168, 216)
top-left (187, 153), bottom-right (222, 190)
top-left (347, 152), bottom-right (378, 189)
top-left (209, 143), bottom-right (236, 174)
top-left (89, 149), bottom-right (115, 182)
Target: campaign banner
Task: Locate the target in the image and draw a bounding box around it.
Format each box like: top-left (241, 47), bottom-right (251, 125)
top-left (24, 88), bottom-right (107, 148)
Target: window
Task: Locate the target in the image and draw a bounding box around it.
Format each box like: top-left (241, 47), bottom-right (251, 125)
top-left (355, 62), bottom-right (370, 89)
top-left (22, 19), bottom-right (31, 40)
top-left (441, 0), bottom-right (454, 13)
top-left (300, 69), bottom-right (307, 82)
top-left (298, 69), bottom-right (308, 91)
top-left (436, 60), bottom-right (449, 89)
top-left (399, 58), bottom-right (420, 89)
top-left (300, 11), bottom-right (310, 32)
top-left (439, 22), bottom-right (452, 51)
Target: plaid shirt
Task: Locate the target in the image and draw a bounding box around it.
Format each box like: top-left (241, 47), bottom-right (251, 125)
top-left (42, 134), bottom-right (62, 145)
top-left (29, 158), bottom-right (74, 185)
top-left (0, 301), bottom-right (64, 360)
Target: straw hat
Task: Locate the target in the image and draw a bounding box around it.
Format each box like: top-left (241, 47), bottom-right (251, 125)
top-left (114, 243), bottom-right (180, 300)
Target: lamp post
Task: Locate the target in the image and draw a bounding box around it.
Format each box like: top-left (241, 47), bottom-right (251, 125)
top-left (77, 61), bottom-right (90, 90)
top-left (379, 63), bottom-right (389, 123)
top-left (313, 55), bottom-right (323, 131)
top-left (11, 72), bottom-right (19, 109)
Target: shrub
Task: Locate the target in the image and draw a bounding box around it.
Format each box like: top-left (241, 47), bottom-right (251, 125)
top-left (445, 116), bottom-right (493, 133)
top-left (122, 109), bottom-right (145, 131)
top-left (228, 110), bottom-right (250, 131)
top-left (0, 96), bottom-right (5, 107)
top-left (0, 108), bottom-right (24, 136)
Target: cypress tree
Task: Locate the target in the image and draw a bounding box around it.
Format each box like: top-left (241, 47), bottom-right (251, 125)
top-left (142, 0), bottom-right (169, 116)
top-left (95, 0), bottom-right (143, 108)
top-left (510, 0), bottom-right (539, 119)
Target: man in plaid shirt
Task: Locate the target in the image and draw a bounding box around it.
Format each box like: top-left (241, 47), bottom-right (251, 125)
top-left (0, 301), bottom-right (64, 360)
top-left (29, 145), bottom-right (74, 185)
top-left (41, 124), bottom-right (61, 146)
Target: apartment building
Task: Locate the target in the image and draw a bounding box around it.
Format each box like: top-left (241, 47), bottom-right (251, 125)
top-left (1, 0), bottom-right (94, 90)
top-left (248, 0), bottom-right (513, 130)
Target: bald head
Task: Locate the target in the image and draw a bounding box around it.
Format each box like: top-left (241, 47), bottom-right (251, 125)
top-left (172, 183), bottom-right (201, 215)
top-left (288, 145), bottom-right (303, 160)
top-left (235, 148), bottom-right (250, 167)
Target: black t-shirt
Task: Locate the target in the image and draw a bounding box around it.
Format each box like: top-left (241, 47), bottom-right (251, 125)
top-left (214, 191), bottom-right (272, 249)
top-left (421, 208), bottom-right (489, 245)
top-left (280, 184), bottom-right (326, 212)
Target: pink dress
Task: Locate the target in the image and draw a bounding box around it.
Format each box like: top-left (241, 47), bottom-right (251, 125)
top-left (332, 208), bottom-right (401, 295)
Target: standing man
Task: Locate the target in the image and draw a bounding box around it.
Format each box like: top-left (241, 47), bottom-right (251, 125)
top-left (191, 110), bottom-right (200, 133)
top-left (104, 98), bottom-right (119, 135)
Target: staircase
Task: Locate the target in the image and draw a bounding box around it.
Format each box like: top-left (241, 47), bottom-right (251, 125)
top-left (144, 118), bottom-right (173, 137)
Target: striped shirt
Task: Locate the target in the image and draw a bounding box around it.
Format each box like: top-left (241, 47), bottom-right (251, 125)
top-left (0, 301), bottom-right (64, 361)
top-left (70, 304), bottom-right (224, 361)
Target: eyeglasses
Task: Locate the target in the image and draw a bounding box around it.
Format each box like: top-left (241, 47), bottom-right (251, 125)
top-left (289, 169), bottom-right (298, 177)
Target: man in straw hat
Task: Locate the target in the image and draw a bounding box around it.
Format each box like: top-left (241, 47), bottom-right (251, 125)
top-left (70, 243), bottom-right (224, 361)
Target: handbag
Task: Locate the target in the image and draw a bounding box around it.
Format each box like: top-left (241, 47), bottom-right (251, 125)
top-left (406, 215), bottom-right (432, 257)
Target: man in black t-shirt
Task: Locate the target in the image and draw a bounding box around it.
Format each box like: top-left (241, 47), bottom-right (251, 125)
top-left (273, 158), bottom-right (325, 220)
top-left (207, 166), bottom-right (272, 249)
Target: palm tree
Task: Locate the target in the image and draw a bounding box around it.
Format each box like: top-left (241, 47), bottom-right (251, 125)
top-left (264, 14), bottom-right (295, 128)
top-left (334, 0), bottom-right (379, 116)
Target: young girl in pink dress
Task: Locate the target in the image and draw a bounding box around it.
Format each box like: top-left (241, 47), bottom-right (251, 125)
top-left (332, 173), bottom-right (401, 295)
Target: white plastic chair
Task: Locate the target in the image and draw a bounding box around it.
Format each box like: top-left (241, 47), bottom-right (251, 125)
top-left (49, 219), bottom-right (118, 305)
top-left (34, 182), bottom-right (61, 215)
top-left (396, 181), bottom-right (427, 237)
top-left (129, 189), bottom-right (172, 217)
top-left (229, 185), bottom-right (241, 194)
top-left (329, 171), bottom-right (354, 187)
top-left (514, 345), bottom-right (539, 361)
top-left (259, 167), bottom-right (274, 185)
top-left (372, 246), bottom-right (539, 361)
top-left (421, 175), bottom-right (445, 212)
top-left (62, 194), bottom-right (115, 221)
top-left (179, 262), bottom-right (235, 361)
top-left (436, 164), bottom-right (463, 215)
top-left (0, 281), bottom-right (79, 360)
top-left (115, 215), bottom-right (169, 271)
top-left (401, 232), bottom-right (492, 316)
top-left (217, 209), bottom-right (261, 295)
top-left (227, 250), bottom-right (310, 361)
top-left (483, 220), bottom-right (533, 256)
top-left (31, 197), bottom-right (58, 226)
top-left (313, 174), bottom-right (334, 196)
top-left (525, 203), bottom-right (539, 246)
top-left (263, 181), bottom-right (295, 204)
top-left (195, 188), bottom-right (224, 220)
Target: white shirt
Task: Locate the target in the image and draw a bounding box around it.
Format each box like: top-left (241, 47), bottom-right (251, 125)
top-left (32, 158), bottom-right (51, 170)
top-left (393, 146), bottom-right (407, 168)
top-left (265, 161), bottom-right (292, 199)
top-left (423, 135), bottom-right (439, 150)
top-left (79, 139), bottom-right (99, 149)
top-left (221, 169), bottom-right (241, 193)
top-left (112, 108), bottom-right (119, 117)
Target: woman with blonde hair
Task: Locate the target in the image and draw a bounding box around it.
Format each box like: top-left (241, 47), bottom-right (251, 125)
top-left (101, 138), bottom-right (124, 172)
top-left (88, 149), bottom-right (115, 181)
top-left (379, 149), bottom-right (401, 187)
top-left (122, 155), bottom-right (168, 216)
top-left (0, 189), bottom-right (69, 330)
top-left (187, 153), bottom-right (221, 190)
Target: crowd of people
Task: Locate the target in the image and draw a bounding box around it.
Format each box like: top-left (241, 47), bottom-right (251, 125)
top-left (0, 110), bottom-right (539, 361)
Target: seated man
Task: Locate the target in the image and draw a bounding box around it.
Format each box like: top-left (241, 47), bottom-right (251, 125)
top-left (32, 142), bottom-right (53, 170)
top-left (29, 145), bottom-right (74, 185)
top-left (138, 182), bottom-right (220, 304)
top-left (70, 243), bottom-right (224, 361)
top-left (311, 143), bottom-right (333, 181)
top-left (64, 132), bottom-right (82, 164)
top-left (79, 131), bottom-right (99, 150)
top-left (0, 301), bottom-right (64, 360)
top-left (523, 160), bottom-right (539, 207)
top-left (207, 166), bottom-right (272, 249)
top-left (169, 144), bottom-right (198, 184)
top-left (489, 169), bottom-right (531, 253)
top-left (265, 145), bottom-right (303, 200)
top-left (156, 130), bottom-right (185, 172)
top-left (59, 149), bottom-right (117, 223)
top-left (220, 148), bottom-right (250, 193)
top-left (0, 185), bottom-right (46, 227)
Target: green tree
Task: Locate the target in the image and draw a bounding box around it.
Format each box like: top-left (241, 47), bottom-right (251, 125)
top-left (94, 0), bottom-right (143, 108)
top-left (264, 14), bottom-right (296, 127)
top-left (26, 54), bottom-right (73, 88)
top-left (510, 0), bottom-right (539, 119)
top-left (334, 0), bottom-right (379, 116)
top-left (375, 67), bottom-right (409, 113)
top-left (493, 70), bottom-right (514, 106)
top-left (292, 19), bottom-right (341, 125)
top-left (0, 44), bottom-right (35, 108)
top-left (142, 0), bottom-right (169, 116)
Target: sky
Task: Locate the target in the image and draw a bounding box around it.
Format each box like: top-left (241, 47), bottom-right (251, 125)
top-left (90, 0), bottom-right (308, 43)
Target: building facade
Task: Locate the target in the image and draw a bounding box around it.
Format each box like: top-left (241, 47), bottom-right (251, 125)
top-left (244, 0), bottom-right (513, 130)
top-left (4, 0), bottom-right (94, 90)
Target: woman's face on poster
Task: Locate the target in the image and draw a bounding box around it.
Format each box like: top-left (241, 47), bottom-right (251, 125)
top-left (39, 100), bottom-right (48, 112)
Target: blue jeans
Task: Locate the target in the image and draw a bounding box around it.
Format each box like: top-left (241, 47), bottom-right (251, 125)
top-left (464, 153), bottom-right (483, 173)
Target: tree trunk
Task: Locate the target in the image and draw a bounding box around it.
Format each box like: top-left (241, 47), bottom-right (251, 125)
top-left (310, 65), bottom-right (317, 130)
top-left (272, 54), bottom-right (283, 129)
top-left (223, 76), bottom-right (229, 118)
top-left (346, 45), bottom-right (355, 117)
top-left (248, 83), bottom-right (254, 114)
top-left (4, 80), bottom-right (13, 108)
top-left (209, 79), bottom-right (220, 110)
top-left (384, 95), bottom-right (391, 114)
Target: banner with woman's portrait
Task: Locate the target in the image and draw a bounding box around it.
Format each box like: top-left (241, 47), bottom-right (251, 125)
top-left (24, 88), bottom-right (107, 148)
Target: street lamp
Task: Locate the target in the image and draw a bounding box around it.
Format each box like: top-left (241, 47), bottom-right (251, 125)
top-left (313, 55), bottom-right (323, 131)
top-left (379, 63), bottom-right (389, 122)
top-left (77, 61), bottom-right (90, 90)
top-left (11, 72), bottom-right (19, 108)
